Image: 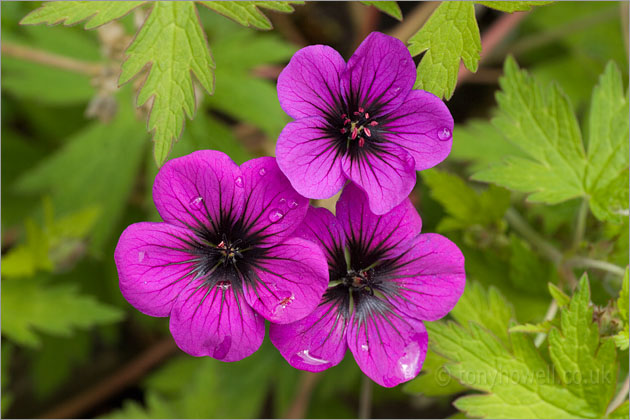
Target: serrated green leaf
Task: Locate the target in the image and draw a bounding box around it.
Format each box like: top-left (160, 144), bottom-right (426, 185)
top-left (198, 1), bottom-right (302, 30)
top-left (477, 1), bottom-right (553, 13)
top-left (403, 349), bottom-right (466, 396)
top-left (429, 276), bottom-right (619, 418)
top-left (422, 169), bottom-right (510, 232)
top-left (509, 235), bottom-right (554, 295)
top-left (548, 282), bottom-right (571, 308)
top-left (509, 321), bottom-right (553, 334)
top-left (584, 62), bottom-right (630, 223)
top-left (548, 274), bottom-right (618, 417)
top-left (360, 1), bottom-right (402, 20)
top-left (473, 57), bottom-right (587, 203)
top-left (1, 280), bottom-right (123, 347)
top-left (450, 119), bottom-right (526, 173)
top-left (20, 1), bottom-right (146, 30)
top-left (119, 1), bottom-right (215, 166)
top-left (408, 2), bottom-right (480, 99)
top-left (614, 267), bottom-right (629, 350)
top-left (15, 89), bottom-right (147, 253)
top-left (450, 282), bottom-right (515, 347)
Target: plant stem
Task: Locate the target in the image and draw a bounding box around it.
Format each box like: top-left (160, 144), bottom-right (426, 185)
top-left (505, 208), bottom-right (563, 264)
top-left (567, 257), bottom-right (627, 277)
top-left (388, 1), bottom-right (440, 42)
top-left (1, 42), bottom-right (103, 76)
top-left (359, 373), bottom-right (373, 419)
top-left (572, 198), bottom-right (589, 250)
top-left (606, 374), bottom-right (630, 416)
top-left (284, 371), bottom-right (321, 419)
top-left (534, 300), bottom-right (558, 347)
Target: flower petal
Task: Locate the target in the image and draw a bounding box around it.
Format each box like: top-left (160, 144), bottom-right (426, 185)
top-left (383, 89), bottom-right (454, 170)
top-left (243, 237), bottom-right (329, 324)
top-left (342, 32), bottom-right (415, 114)
top-left (115, 222), bottom-right (200, 317)
top-left (347, 307), bottom-right (428, 387)
top-left (294, 206), bottom-right (346, 259)
top-left (277, 44), bottom-right (346, 120)
top-left (153, 150), bottom-right (244, 231)
top-left (240, 157), bottom-right (309, 245)
top-left (340, 147), bottom-right (417, 215)
top-left (269, 302), bottom-right (348, 372)
top-left (169, 281), bottom-right (264, 361)
top-left (276, 117), bottom-right (347, 199)
top-left (385, 233), bottom-right (466, 321)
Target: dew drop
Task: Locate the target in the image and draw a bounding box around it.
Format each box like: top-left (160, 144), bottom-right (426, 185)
top-left (143, 281), bottom-right (148, 285)
top-left (398, 341), bottom-right (421, 380)
top-left (361, 344), bottom-right (369, 352)
top-left (235, 176), bottom-right (244, 188)
top-left (213, 336), bottom-right (232, 360)
top-left (259, 168), bottom-right (267, 176)
top-left (292, 349), bottom-right (330, 366)
top-left (437, 127), bottom-right (452, 141)
top-left (268, 208), bottom-right (284, 223)
top-left (279, 198), bottom-right (287, 205)
top-left (287, 200), bottom-right (299, 209)
top-left (138, 251), bottom-right (146, 262)
top-left (189, 196), bottom-right (204, 210)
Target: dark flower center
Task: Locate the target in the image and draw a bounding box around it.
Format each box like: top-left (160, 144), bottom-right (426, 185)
top-left (343, 267), bottom-right (376, 295)
top-left (338, 107), bottom-right (380, 148)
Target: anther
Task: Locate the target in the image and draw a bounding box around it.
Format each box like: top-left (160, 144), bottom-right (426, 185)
top-left (351, 127), bottom-right (359, 140)
top-left (363, 127), bottom-right (371, 137)
top-left (340, 128), bottom-right (347, 134)
top-left (358, 137), bottom-right (365, 147)
top-left (364, 112), bottom-right (369, 119)
top-left (369, 121), bottom-right (378, 126)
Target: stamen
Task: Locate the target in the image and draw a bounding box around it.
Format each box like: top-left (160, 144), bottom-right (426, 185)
top-left (340, 128), bottom-right (347, 134)
top-left (344, 118), bottom-right (351, 125)
top-left (341, 113), bottom-right (347, 119)
top-left (363, 127), bottom-right (371, 137)
top-left (369, 121), bottom-right (378, 126)
top-left (358, 107), bottom-right (365, 113)
top-left (351, 126), bottom-right (358, 140)
top-left (364, 112), bottom-right (369, 119)
top-left (358, 137), bottom-right (365, 147)
top-left (217, 241), bottom-right (225, 249)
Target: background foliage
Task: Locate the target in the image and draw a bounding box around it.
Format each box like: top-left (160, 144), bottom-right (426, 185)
top-left (1, 1), bottom-right (628, 418)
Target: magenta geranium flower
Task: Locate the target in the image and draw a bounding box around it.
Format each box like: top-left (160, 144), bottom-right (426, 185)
top-left (269, 184), bottom-right (465, 387)
top-left (276, 31), bottom-right (454, 215)
top-left (114, 151), bottom-right (329, 362)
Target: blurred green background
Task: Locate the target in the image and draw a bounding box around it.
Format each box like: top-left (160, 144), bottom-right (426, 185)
top-left (1, 1), bottom-right (628, 418)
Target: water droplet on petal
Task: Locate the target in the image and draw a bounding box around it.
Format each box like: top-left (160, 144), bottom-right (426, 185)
top-left (259, 168), bottom-right (267, 176)
top-left (235, 176), bottom-right (244, 188)
top-left (279, 198), bottom-right (287, 205)
top-left (293, 349), bottom-right (330, 366)
top-left (138, 251), bottom-right (146, 262)
top-left (288, 200), bottom-right (299, 209)
top-left (143, 281), bottom-right (148, 285)
top-left (361, 344), bottom-right (369, 352)
top-left (213, 336), bottom-right (232, 360)
top-left (398, 341), bottom-right (421, 380)
top-left (268, 208), bottom-right (284, 223)
top-left (437, 127), bottom-right (452, 141)
top-left (189, 196), bottom-right (204, 210)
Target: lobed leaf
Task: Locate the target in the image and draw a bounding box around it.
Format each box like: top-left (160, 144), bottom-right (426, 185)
top-left (360, 1), bottom-right (402, 20)
top-left (477, 1), bottom-right (554, 13)
top-left (198, 1), bottom-right (303, 30)
top-left (20, 1), bottom-right (146, 30)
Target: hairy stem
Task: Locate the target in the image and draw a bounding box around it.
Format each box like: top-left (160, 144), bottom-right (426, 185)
top-left (566, 257), bottom-right (627, 277)
top-left (505, 208), bottom-right (563, 264)
top-left (284, 371), bottom-right (321, 419)
top-left (572, 199), bottom-right (589, 250)
top-left (606, 374), bottom-right (630, 416)
top-left (534, 300), bottom-right (558, 347)
top-left (359, 373), bottom-right (373, 419)
top-left (2, 42), bottom-right (103, 76)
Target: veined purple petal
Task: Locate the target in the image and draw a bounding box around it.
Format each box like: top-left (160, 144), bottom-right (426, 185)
top-left (276, 117), bottom-right (346, 199)
top-left (340, 144), bottom-right (416, 215)
top-left (277, 44), bottom-right (346, 120)
top-left (270, 302), bottom-right (348, 372)
top-left (169, 281), bottom-right (264, 361)
top-left (239, 157), bottom-right (309, 245)
top-left (243, 237), bottom-right (329, 324)
top-left (386, 233), bottom-right (466, 321)
top-left (347, 309), bottom-right (428, 387)
top-left (153, 150), bottom-right (244, 231)
top-left (335, 183), bottom-right (422, 255)
top-left (342, 32), bottom-right (415, 115)
top-left (115, 222), bottom-right (199, 317)
top-left (383, 90), bottom-right (454, 171)
top-left (294, 206), bottom-right (345, 257)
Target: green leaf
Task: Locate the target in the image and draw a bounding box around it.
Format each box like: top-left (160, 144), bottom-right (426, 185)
top-left (20, 1), bottom-right (146, 29)
top-left (421, 169), bottom-right (510, 232)
top-left (1, 280), bottom-right (123, 347)
top-left (608, 401), bottom-right (629, 419)
top-left (509, 235), bottom-right (555, 295)
top-left (548, 274), bottom-right (617, 417)
top-left (548, 282), bottom-right (571, 308)
top-left (508, 321), bottom-right (553, 334)
top-left (584, 62), bottom-right (630, 223)
top-left (473, 57), bottom-right (588, 204)
top-left (429, 276), bottom-right (619, 418)
top-left (450, 282), bottom-right (515, 347)
top-left (360, 1), bottom-right (402, 20)
top-left (119, 1), bottom-right (215, 166)
top-left (614, 267), bottom-right (629, 350)
top-left (198, 1), bottom-right (303, 30)
top-left (403, 349), bottom-right (466, 396)
top-left (477, 1), bottom-right (553, 13)
top-left (15, 89), bottom-right (147, 253)
top-left (408, 2), bottom-right (480, 99)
